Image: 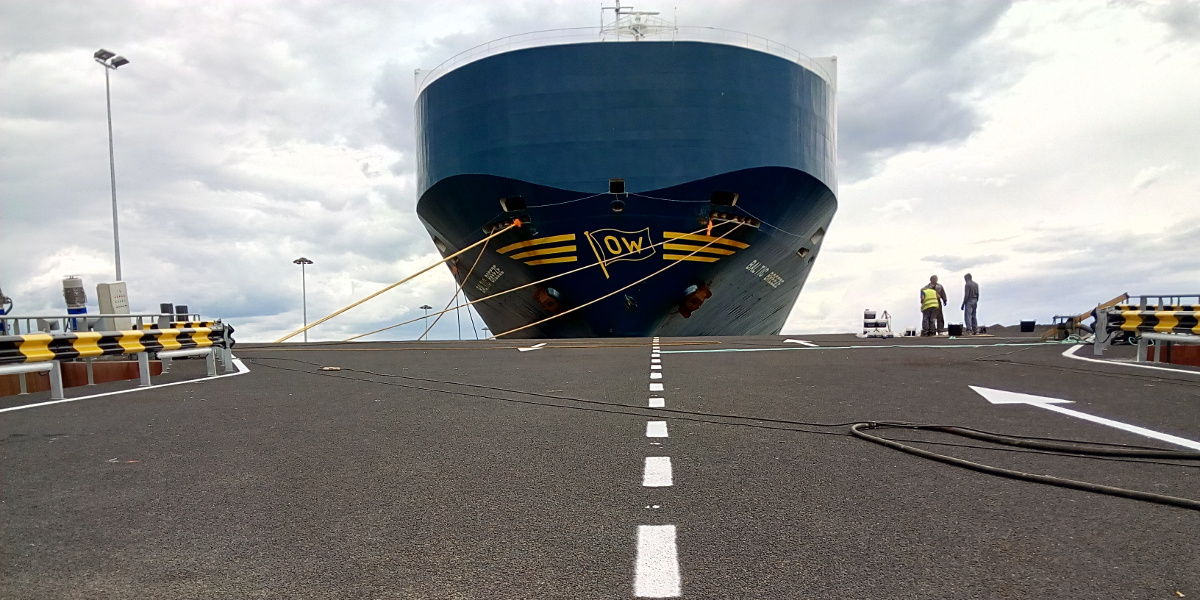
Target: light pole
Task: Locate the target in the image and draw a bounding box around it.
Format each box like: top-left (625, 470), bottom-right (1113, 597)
top-left (94, 49), bottom-right (130, 281)
top-left (293, 257), bottom-right (313, 342)
top-left (419, 304), bottom-right (433, 341)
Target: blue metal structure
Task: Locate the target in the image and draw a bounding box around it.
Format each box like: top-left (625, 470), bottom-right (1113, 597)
top-left (415, 39), bottom-right (837, 338)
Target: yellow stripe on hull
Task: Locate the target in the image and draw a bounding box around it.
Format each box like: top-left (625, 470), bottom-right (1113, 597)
top-left (662, 231), bottom-right (749, 249)
top-left (510, 245), bottom-right (577, 260)
top-left (663, 254), bottom-right (721, 262)
top-left (662, 243), bottom-right (736, 255)
top-left (498, 234), bottom-right (577, 255)
top-left (525, 256), bottom-right (578, 265)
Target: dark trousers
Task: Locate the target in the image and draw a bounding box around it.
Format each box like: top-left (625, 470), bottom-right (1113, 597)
top-left (935, 305), bottom-right (945, 333)
top-left (922, 308), bottom-right (938, 335)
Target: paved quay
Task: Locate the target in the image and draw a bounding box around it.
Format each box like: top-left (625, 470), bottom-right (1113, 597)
top-left (2, 335), bottom-right (1198, 599)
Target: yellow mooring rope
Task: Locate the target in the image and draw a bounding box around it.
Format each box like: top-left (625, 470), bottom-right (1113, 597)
top-left (416, 235), bottom-right (492, 341)
top-left (273, 222), bottom-right (518, 343)
top-left (489, 221), bottom-right (744, 339)
top-left (342, 222), bottom-right (722, 342)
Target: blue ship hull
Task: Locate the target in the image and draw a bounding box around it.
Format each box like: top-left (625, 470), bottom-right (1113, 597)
top-left (415, 41), bottom-right (836, 338)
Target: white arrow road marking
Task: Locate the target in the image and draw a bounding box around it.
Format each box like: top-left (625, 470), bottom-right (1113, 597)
top-left (970, 385), bottom-right (1200, 451)
top-left (784, 339), bottom-right (817, 347)
top-left (517, 342), bottom-right (547, 352)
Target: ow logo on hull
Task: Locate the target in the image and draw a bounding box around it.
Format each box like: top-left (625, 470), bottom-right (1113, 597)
top-left (584, 227), bottom-right (655, 279)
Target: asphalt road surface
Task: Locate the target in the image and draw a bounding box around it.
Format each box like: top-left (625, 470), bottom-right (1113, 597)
top-left (2, 335), bottom-right (1198, 599)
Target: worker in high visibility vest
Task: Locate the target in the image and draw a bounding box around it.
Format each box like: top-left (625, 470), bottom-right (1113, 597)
top-left (920, 286), bottom-right (940, 336)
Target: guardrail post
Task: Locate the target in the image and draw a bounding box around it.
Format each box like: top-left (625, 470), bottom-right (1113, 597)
top-left (1093, 310), bottom-right (1108, 357)
top-left (19, 372), bottom-right (28, 395)
top-left (137, 351), bottom-right (152, 387)
top-left (1136, 336), bottom-right (1148, 363)
top-left (49, 361), bottom-right (64, 401)
top-left (221, 326), bottom-right (236, 373)
top-left (205, 351), bottom-right (217, 377)
top-left (161, 355), bottom-right (173, 374)
top-left (84, 357), bottom-right (96, 385)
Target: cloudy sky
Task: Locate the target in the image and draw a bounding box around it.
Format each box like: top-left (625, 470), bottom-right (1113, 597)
top-left (2, 0), bottom-right (1197, 341)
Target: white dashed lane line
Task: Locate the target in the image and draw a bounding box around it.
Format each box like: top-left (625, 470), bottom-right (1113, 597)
top-left (635, 525), bottom-right (681, 597)
top-left (636, 338), bottom-right (680, 598)
top-left (642, 457), bottom-right (674, 487)
top-left (645, 421), bottom-right (669, 438)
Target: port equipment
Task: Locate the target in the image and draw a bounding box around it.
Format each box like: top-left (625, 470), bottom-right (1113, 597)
top-left (1045, 293), bottom-right (1129, 342)
top-left (0, 324), bottom-right (234, 400)
top-left (860, 309), bottom-right (893, 338)
top-left (1093, 294), bottom-right (1200, 361)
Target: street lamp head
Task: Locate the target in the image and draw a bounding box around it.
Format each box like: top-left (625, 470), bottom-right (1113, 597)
top-left (419, 305), bottom-right (433, 310)
top-left (110, 56), bottom-right (130, 68)
top-left (293, 257), bottom-right (313, 265)
top-left (94, 49), bottom-right (116, 61)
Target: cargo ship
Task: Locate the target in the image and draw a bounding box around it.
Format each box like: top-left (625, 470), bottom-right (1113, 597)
top-left (414, 6), bottom-right (837, 338)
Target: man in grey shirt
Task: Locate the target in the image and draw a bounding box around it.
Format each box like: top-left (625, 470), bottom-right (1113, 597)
top-left (962, 273), bottom-right (980, 334)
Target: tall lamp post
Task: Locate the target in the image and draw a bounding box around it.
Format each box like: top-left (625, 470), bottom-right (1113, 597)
top-left (419, 304), bottom-right (433, 341)
top-left (94, 49), bottom-right (130, 281)
top-left (293, 257), bottom-right (313, 342)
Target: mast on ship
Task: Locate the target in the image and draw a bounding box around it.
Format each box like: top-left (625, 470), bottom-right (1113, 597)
top-left (600, 1), bottom-right (676, 40)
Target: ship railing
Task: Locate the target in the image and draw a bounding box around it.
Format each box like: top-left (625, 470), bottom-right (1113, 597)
top-left (415, 25), bottom-right (834, 95)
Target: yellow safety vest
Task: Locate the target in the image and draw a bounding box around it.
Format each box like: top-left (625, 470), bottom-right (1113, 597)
top-left (921, 288), bottom-right (940, 310)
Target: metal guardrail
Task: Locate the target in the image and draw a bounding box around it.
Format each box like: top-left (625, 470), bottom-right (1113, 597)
top-left (414, 25), bottom-right (834, 95)
top-left (0, 312), bottom-right (202, 336)
top-left (1093, 296), bottom-right (1200, 361)
top-left (0, 325), bottom-right (235, 400)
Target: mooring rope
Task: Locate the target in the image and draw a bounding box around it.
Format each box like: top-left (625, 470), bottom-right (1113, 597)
top-left (274, 222), bottom-right (519, 343)
top-left (416, 235), bottom-right (492, 341)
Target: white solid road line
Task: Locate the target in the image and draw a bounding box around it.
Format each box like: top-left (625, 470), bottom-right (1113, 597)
top-left (643, 456), bottom-right (674, 487)
top-left (648, 397), bottom-right (665, 408)
top-left (650, 372), bottom-right (663, 380)
top-left (784, 339), bottom-right (818, 346)
top-left (517, 342), bottom-right (547, 352)
top-left (1061, 344), bottom-right (1200, 376)
top-left (0, 357), bottom-right (251, 414)
top-left (971, 385), bottom-right (1200, 451)
top-left (650, 382), bottom-right (664, 391)
top-left (635, 525), bottom-right (681, 597)
top-left (646, 421), bottom-right (669, 437)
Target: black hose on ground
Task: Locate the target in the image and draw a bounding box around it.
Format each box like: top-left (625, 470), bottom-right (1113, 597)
top-left (850, 422), bottom-right (1200, 511)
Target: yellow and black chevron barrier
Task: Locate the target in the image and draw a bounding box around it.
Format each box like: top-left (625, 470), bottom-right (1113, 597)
top-left (1115, 304), bottom-right (1199, 312)
top-left (1105, 311), bottom-right (1200, 334)
top-left (0, 327), bottom-right (230, 365)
